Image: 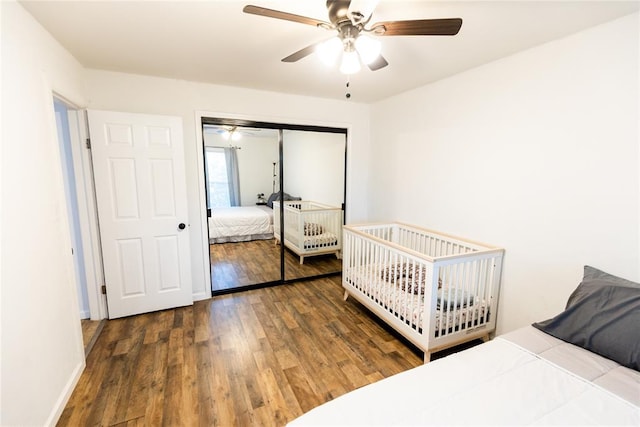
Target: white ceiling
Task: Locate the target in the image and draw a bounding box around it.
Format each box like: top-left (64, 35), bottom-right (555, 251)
top-left (20, 0), bottom-right (640, 103)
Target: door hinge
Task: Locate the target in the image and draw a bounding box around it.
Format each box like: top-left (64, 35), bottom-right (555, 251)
top-left (101, 285), bottom-right (107, 295)
top-left (86, 138), bottom-right (91, 149)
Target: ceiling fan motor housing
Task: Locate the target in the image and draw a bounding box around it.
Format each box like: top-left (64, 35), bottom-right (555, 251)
top-left (327, 0), bottom-right (352, 25)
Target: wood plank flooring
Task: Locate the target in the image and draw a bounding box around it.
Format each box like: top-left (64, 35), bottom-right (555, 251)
top-left (58, 276), bottom-right (422, 426)
top-left (210, 239), bottom-right (342, 291)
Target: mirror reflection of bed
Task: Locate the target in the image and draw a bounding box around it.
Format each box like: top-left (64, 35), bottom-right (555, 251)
top-left (203, 124), bottom-right (346, 293)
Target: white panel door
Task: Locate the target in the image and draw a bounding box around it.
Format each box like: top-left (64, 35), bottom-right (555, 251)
top-left (88, 110), bottom-right (192, 318)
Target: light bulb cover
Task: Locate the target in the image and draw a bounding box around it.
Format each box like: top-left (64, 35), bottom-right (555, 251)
top-left (231, 132), bottom-right (242, 141)
top-left (355, 35), bottom-right (381, 65)
top-left (340, 50), bottom-right (361, 75)
top-left (316, 37), bottom-right (342, 66)
top-left (221, 130), bottom-right (230, 140)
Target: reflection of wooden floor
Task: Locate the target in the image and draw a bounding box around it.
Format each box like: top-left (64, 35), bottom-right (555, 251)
top-left (80, 319), bottom-right (105, 356)
top-left (210, 239), bottom-right (342, 292)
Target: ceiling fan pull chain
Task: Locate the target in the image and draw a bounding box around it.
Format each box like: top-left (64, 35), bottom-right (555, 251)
top-left (345, 79), bottom-right (351, 99)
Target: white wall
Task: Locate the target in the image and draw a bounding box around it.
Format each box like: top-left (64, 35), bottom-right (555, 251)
top-left (236, 135), bottom-right (280, 206)
top-left (1, 2), bottom-right (87, 425)
top-left (370, 13), bottom-right (640, 335)
top-left (283, 130), bottom-right (346, 208)
top-left (84, 70), bottom-right (371, 299)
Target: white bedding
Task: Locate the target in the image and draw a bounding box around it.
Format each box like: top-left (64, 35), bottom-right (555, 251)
top-left (288, 326), bottom-right (640, 426)
top-left (208, 205), bottom-right (273, 243)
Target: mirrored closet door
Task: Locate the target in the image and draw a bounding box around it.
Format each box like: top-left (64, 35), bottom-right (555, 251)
top-left (203, 124), bottom-right (281, 292)
top-left (202, 118), bottom-right (346, 295)
top-left (281, 130), bottom-right (345, 281)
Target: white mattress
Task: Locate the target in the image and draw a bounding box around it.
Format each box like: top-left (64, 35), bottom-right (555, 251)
top-left (208, 205), bottom-right (273, 242)
top-left (345, 265), bottom-right (489, 333)
top-left (303, 232), bottom-right (339, 250)
top-left (288, 326), bottom-right (640, 426)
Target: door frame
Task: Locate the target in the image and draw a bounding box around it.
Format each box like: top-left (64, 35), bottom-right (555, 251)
top-left (195, 111), bottom-right (351, 298)
top-left (52, 96), bottom-right (108, 320)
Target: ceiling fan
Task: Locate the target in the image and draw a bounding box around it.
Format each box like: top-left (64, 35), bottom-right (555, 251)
top-left (243, 0), bottom-right (462, 74)
top-left (205, 125), bottom-right (271, 141)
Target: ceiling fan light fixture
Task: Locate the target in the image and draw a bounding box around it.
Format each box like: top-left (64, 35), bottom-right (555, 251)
top-left (244, 2), bottom-right (464, 76)
top-left (231, 131), bottom-right (242, 141)
top-left (316, 37), bottom-right (342, 66)
top-left (340, 50), bottom-right (361, 75)
top-left (354, 35), bottom-right (381, 65)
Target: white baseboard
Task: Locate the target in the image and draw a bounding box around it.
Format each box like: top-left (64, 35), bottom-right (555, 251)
top-left (45, 358), bottom-right (85, 426)
top-left (192, 291), bottom-right (211, 301)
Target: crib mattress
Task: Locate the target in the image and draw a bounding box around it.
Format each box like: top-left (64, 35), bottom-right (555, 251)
top-left (302, 232), bottom-right (339, 250)
top-left (344, 265), bottom-right (488, 334)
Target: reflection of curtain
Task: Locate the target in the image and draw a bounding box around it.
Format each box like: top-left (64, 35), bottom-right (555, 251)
top-left (224, 147), bottom-right (241, 206)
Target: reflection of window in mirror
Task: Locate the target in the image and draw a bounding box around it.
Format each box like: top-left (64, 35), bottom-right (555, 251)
top-left (204, 126), bottom-right (278, 209)
top-left (205, 147), bottom-right (231, 208)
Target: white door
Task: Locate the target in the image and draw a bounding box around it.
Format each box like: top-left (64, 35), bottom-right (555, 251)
top-left (88, 110), bottom-right (192, 318)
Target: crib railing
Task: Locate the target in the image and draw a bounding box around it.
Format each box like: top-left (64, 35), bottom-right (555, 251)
top-left (274, 201), bottom-right (343, 263)
top-left (343, 222), bottom-right (504, 360)
top-left (351, 222), bottom-right (487, 257)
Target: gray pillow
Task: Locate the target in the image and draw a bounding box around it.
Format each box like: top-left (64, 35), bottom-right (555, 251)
top-left (533, 267), bottom-right (640, 371)
top-left (283, 193), bottom-right (302, 202)
top-left (437, 288), bottom-right (474, 312)
top-left (266, 192), bottom-right (302, 209)
top-left (566, 265), bottom-right (640, 309)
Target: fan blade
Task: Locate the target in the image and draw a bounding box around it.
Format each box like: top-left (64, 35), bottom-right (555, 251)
top-left (282, 42), bottom-right (322, 63)
top-left (372, 18), bottom-right (462, 36)
top-left (243, 5), bottom-right (331, 28)
top-left (367, 54), bottom-right (388, 71)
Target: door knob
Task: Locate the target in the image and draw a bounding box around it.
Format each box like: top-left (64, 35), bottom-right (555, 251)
top-left (178, 223), bottom-right (186, 230)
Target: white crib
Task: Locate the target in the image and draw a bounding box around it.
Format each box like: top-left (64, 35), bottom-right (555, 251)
top-left (273, 201), bottom-right (343, 264)
top-left (343, 222), bottom-right (504, 362)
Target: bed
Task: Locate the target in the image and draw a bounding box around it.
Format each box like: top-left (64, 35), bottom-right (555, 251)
top-left (273, 201), bottom-right (343, 264)
top-left (343, 222), bottom-right (505, 362)
top-left (208, 205), bottom-right (273, 244)
top-left (289, 265), bottom-right (640, 426)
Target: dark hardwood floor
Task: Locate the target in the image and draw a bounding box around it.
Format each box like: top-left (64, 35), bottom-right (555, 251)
top-left (58, 276), bottom-right (423, 426)
top-left (210, 239), bottom-right (342, 291)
